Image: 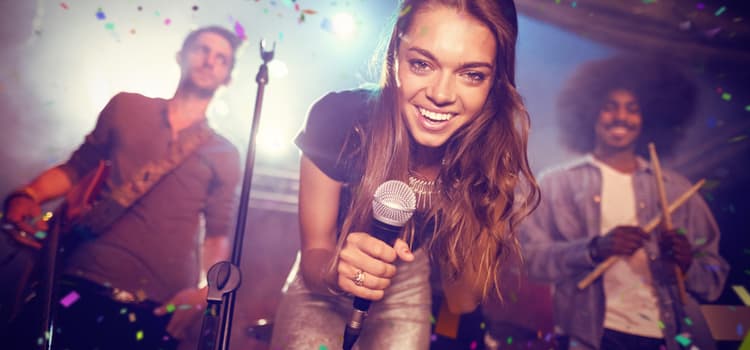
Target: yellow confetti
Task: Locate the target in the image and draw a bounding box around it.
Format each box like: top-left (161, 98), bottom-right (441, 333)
top-left (732, 285), bottom-right (750, 306)
top-left (136, 330), bottom-right (144, 341)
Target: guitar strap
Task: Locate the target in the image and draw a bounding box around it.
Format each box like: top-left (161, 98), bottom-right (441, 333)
top-left (68, 122), bottom-right (214, 237)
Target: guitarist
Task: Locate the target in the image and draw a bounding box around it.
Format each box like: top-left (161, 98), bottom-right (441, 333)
top-left (1, 26), bottom-right (242, 350)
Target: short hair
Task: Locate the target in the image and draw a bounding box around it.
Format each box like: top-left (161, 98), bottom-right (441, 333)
top-left (557, 55), bottom-right (699, 157)
top-left (180, 26), bottom-right (241, 70)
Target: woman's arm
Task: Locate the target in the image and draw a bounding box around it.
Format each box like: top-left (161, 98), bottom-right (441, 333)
top-left (298, 155), bottom-right (344, 294)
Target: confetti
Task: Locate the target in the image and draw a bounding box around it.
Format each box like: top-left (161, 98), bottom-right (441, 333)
top-left (729, 135), bottom-right (747, 143)
top-left (234, 20), bottom-right (247, 40)
top-left (59, 291), bottom-right (80, 308)
top-left (430, 334), bottom-right (437, 342)
top-left (745, 105), bottom-right (750, 112)
top-left (34, 231), bottom-right (47, 239)
top-left (675, 334), bottom-right (692, 346)
top-left (658, 320), bottom-right (666, 329)
top-left (302, 9), bottom-right (317, 15)
top-left (715, 6), bottom-right (726, 16)
top-left (120, 307), bottom-right (128, 314)
top-left (722, 92), bottom-right (732, 101)
top-left (164, 18), bottom-right (171, 25)
top-left (136, 330), bottom-right (144, 341)
top-left (96, 8), bottom-right (106, 20)
top-left (318, 345), bottom-right (328, 350)
top-left (734, 286), bottom-right (750, 306)
top-left (470, 340), bottom-right (477, 349)
top-left (166, 304), bottom-right (176, 313)
top-left (685, 317), bottom-right (693, 326)
top-left (192, 5), bottom-right (199, 11)
top-left (507, 336), bottom-right (513, 344)
top-left (60, 2), bottom-right (69, 10)
top-left (400, 5), bottom-right (413, 17)
top-left (105, 22), bottom-right (115, 31)
top-left (129, 312), bottom-right (136, 323)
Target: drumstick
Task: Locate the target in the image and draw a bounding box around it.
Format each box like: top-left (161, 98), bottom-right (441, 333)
top-left (649, 143), bottom-right (688, 304)
top-left (577, 178), bottom-right (705, 290)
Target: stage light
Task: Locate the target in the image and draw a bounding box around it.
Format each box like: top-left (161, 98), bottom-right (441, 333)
top-left (331, 12), bottom-right (356, 40)
top-left (268, 60), bottom-right (289, 79)
top-left (256, 124), bottom-right (292, 158)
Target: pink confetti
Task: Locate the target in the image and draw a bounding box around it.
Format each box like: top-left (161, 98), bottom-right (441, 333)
top-left (234, 20), bottom-right (247, 40)
top-left (60, 291), bottom-right (80, 308)
top-left (164, 18), bottom-right (171, 25)
top-left (60, 2), bottom-right (69, 10)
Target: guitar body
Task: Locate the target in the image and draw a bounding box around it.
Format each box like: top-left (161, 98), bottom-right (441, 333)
top-left (0, 161), bottom-right (109, 347)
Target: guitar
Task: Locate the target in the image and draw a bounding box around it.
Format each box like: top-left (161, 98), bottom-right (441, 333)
top-left (1, 161), bottom-right (109, 347)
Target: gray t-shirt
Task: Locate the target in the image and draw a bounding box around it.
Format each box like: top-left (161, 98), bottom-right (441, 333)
top-left (60, 92), bottom-right (240, 302)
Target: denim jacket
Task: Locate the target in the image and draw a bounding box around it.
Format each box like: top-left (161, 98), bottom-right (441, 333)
top-left (521, 155), bottom-right (729, 350)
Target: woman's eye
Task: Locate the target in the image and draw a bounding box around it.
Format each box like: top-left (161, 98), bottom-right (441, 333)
top-left (462, 71), bottom-right (487, 83)
top-left (409, 59), bottom-right (432, 73)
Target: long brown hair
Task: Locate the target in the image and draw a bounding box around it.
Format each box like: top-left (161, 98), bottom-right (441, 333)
top-left (337, 0), bottom-right (539, 300)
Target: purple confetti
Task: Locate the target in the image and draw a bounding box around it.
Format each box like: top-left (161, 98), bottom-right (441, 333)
top-left (59, 291), bottom-right (80, 308)
top-left (234, 20), bottom-right (247, 41)
top-left (96, 8), bottom-right (106, 20)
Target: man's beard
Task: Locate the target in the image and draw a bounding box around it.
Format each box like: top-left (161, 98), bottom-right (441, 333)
top-left (180, 76), bottom-right (219, 98)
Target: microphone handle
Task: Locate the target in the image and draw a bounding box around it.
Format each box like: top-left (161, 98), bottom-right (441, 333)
top-left (342, 219), bottom-right (402, 350)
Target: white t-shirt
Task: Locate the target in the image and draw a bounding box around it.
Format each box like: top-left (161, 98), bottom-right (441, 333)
top-left (594, 158), bottom-right (663, 338)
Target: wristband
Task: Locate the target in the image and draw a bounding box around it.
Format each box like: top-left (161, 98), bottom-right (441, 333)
top-left (3, 187), bottom-right (39, 212)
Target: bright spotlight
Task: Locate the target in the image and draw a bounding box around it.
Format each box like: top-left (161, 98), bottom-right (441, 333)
top-left (256, 125), bottom-right (291, 157)
top-left (331, 12), bottom-right (356, 40)
top-left (268, 60), bottom-right (289, 79)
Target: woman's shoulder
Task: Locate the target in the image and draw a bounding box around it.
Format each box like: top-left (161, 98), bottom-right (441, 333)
top-left (307, 88), bottom-right (377, 124)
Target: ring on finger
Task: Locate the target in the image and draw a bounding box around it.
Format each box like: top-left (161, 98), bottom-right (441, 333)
top-left (352, 269), bottom-right (366, 287)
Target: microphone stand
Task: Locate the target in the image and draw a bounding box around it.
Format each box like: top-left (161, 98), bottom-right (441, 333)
top-left (197, 39), bottom-right (275, 350)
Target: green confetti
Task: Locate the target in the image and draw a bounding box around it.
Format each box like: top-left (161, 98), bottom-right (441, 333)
top-left (744, 105), bottom-right (750, 112)
top-left (658, 320), bottom-right (666, 329)
top-left (136, 330), bottom-right (144, 341)
top-left (166, 304), bottom-right (176, 313)
top-left (675, 334), bottom-right (692, 346)
top-left (319, 345), bottom-right (328, 350)
top-left (677, 228), bottom-right (687, 235)
top-left (120, 307), bottom-right (127, 314)
top-left (715, 6), bottom-right (726, 16)
top-left (104, 22), bottom-right (115, 30)
top-left (507, 336), bottom-right (513, 344)
top-left (685, 317), bottom-right (693, 326)
top-left (34, 231), bottom-right (47, 239)
top-left (722, 92), bottom-right (732, 101)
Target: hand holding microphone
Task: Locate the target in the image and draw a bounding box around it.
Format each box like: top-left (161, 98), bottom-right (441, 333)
top-left (340, 180), bottom-right (416, 350)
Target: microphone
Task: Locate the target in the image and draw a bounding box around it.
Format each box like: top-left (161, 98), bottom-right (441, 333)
top-left (342, 180), bottom-right (416, 350)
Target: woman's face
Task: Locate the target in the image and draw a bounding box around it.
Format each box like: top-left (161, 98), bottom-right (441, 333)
top-left (396, 5), bottom-right (497, 149)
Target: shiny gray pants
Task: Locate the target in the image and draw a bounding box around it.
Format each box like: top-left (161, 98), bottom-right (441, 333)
top-left (270, 249), bottom-right (432, 350)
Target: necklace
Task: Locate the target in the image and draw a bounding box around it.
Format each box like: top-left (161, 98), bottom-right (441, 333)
top-left (408, 173), bottom-right (439, 209)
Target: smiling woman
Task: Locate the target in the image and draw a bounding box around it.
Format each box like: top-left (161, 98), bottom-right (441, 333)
top-left (269, 0), bottom-right (540, 349)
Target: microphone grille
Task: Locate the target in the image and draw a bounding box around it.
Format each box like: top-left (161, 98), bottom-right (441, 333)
top-left (372, 180), bottom-right (416, 227)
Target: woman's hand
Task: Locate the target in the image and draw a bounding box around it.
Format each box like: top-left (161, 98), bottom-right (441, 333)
top-left (336, 232), bottom-right (414, 300)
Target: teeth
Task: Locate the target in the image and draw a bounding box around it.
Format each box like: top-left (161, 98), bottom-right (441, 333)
top-left (419, 107), bottom-right (452, 121)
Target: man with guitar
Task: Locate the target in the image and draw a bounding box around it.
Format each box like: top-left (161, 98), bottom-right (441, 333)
top-left (1, 26), bottom-right (241, 349)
